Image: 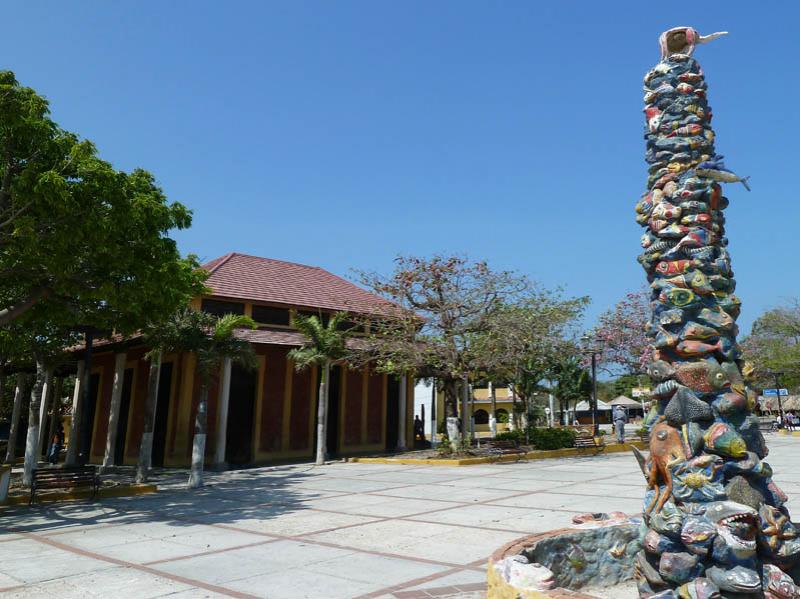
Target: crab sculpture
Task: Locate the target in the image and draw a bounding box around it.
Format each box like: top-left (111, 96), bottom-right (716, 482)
top-left (633, 27), bottom-right (800, 597)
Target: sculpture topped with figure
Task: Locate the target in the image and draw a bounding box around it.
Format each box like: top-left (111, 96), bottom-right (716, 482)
top-left (634, 28), bottom-right (800, 598)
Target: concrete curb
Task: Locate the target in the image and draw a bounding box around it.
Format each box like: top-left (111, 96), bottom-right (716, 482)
top-left (2, 482), bottom-right (158, 507)
top-left (349, 441), bottom-right (648, 466)
top-left (778, 430), bottom-right (800, 437)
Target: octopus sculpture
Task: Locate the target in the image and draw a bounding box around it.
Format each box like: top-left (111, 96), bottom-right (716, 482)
top-left (634, 27), bottom-right (800, 598)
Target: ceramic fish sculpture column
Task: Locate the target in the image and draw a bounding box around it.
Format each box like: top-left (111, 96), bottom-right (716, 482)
top-left (634, 27), bottom-right (800, 598)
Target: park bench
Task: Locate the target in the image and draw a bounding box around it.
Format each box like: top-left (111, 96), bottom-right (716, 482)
top-left (486, 439), bottom-right (527, 461)
top-left (758, 417), bottom-right (777, 434)
top-left (30, 465), bottom-right (99, 505)
top-left (573, 427), bottom-right (605, 453)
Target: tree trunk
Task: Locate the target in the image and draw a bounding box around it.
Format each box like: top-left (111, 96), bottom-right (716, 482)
top-left (0, 287), bottom-right (50, 327)
top-left (442, 378), bottom-right (460, 443)
top-left (315, 361), bottom-right (330, 465)
top-left (4, 373), bottom-right (26, 464)
top-left (76, 331), bottom-right (95, 465)
top-left (443, 378), bottom-right (458, 418)
top-left (47, 377), bottom-right (64, 459)
top-left (36, 368), bottom-right (54, 458)
top-left (522, 395), bottom-right (530, 445)
top-left (188, 381), bottom-right (209, 489)
top-left (460, 377), bottom-right (469, 438)
top-left (23, 357), bottom-right (46, 486)
top-left (135, 349), bottom-right (162, 483)
top-left (489, 381), bottom-right (497, 437)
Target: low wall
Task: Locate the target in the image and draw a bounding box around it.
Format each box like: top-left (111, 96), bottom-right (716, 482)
top-left (487, 515), bottom-right (643, 598)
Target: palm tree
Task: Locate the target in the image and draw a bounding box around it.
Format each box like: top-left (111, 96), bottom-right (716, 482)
top-left (289, 312), bottom-right (350, 466)
top-left (188, 312), bottom-right (257, 488)
top-left (554, 357), bottom-right (591, 425)
top-left (136, 309), bottom-right (212, 483)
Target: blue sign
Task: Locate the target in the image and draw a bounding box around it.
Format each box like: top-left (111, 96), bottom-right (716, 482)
top-left (764, 388), bottom-right (789, 396)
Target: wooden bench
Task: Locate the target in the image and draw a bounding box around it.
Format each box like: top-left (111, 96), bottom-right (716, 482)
top-left (758, 417), bottom-right (777, 433)
top-left (573, 429), bottom-right (605, 453)
top-left (30, 466), bottom-right (99, 505)
top-left (486, 439), bottom-right (526, 461)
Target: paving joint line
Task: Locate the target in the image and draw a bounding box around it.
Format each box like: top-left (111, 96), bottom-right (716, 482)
top-left (142, 538), bottom-right (281, 566)
top-left (18, 530), bottom-right (260, 599)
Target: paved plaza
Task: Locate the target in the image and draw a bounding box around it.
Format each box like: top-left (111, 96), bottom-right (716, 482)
top-left (1, 436), bottom-right (799, 598)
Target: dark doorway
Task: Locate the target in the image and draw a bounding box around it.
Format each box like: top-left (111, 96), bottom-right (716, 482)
top-left (151, 362), bottom-right (173, 468)
top-left (226, 364), bottom-right (257, 466)
top-left (324, 365), bottom-right (342, 457)
top-left (113, 368), bottom-right (134, 465)
top-left (80, 373), bottom-right (101, 461)
top-left (385, 375), bottom-right (399, 451)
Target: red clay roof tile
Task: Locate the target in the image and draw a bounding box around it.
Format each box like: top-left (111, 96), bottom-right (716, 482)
top-left (201, 253), bottom-right (397, 317)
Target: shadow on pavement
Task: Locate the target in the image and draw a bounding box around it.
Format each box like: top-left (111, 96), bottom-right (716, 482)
top-left (0, 463), bottom-right (332, 535)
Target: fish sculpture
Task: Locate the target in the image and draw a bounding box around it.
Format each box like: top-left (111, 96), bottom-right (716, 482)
top-left (675, 339), bottom-right (721, 358)
top-left (634, 28), bottom-right (797, 597)
top-left (674, 358), bottom-right (729, 393)
top-left (696, 160), bottom-right (751, 191)
top-left (704, 423), bottom-right (747, 458)
top-left (681, 322), bottom-right (720, 340)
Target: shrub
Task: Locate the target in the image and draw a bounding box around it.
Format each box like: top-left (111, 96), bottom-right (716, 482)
top-left (494, 430), bottom-right (525, 444)
top-left (493, 427), bottom-right (577, 450)
top-left (529, 427), bottom-right (577, 450)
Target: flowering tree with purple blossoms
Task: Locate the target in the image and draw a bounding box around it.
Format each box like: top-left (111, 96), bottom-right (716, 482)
top-left (591, 289), bottom-right (652, 375)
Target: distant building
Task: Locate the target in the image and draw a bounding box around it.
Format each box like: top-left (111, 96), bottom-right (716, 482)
top-left (433, 384), bottom-right (516, 434)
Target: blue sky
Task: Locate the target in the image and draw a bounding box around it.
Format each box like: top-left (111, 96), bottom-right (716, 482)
top-left (3, 2), bottom-right (798, 334)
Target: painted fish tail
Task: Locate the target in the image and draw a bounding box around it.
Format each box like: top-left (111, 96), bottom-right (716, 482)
top-left (740, 176), bottom-right (751, 192)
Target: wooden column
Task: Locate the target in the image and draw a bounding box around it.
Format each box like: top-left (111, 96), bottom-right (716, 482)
top-left (65, 360), bottom-right (85, 465)
top-left (397, 374), bottom-right (407, 451)
top-left (101, 352), bottom-right (127, 471)
top-left (4, 373), bottom-right (27, 464)
top-left (213, 358), bottom-right (232, 468)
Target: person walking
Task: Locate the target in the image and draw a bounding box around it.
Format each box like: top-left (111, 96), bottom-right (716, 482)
top-left (613, 405), bottom-right (628, 444)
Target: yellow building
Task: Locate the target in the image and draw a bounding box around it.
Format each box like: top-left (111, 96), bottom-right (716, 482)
top-left (434, 384), bottom-right (516, 436)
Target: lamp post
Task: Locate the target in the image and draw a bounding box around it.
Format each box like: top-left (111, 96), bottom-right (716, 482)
top-left (768, 370), bottom-right (785, 423)
top-left (581, 335), bottom-right (603, 436)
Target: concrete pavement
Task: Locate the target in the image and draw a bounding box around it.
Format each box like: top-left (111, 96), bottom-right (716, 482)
top-left (1, 435), bottom-right (799, 598)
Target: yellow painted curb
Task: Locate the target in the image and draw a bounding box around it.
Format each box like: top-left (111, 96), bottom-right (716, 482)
top-left (2, 483), bottom-right (158, 507)
top-left (350, 441), bottom-right (648, 466)
top-left (778, 430), bottom-right (800, 437)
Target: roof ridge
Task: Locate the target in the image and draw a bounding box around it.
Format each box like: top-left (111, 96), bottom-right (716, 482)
top-left (205, 252), bottom-right (236, 274)
top-left (224, 252), bottom-right (323, 271)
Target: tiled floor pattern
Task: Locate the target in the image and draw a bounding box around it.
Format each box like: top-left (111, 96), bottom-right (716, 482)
top-left (0, 435), bottom-right (798, 598)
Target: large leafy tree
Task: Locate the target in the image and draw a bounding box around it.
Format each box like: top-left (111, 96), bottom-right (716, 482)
top-left (741, 301), bottom-right (800, 390)
top-left (475, 291), bottom-right (588, 434)
top-left (289, 312), bottom-right (350, 465)
top-left (356, 256), bottom-right (529, 432)
top-left (0, 71), bottom-right (205, 331)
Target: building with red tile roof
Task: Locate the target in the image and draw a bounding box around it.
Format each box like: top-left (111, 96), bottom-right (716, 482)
top-left (62, 253), bottom-right (413, 470)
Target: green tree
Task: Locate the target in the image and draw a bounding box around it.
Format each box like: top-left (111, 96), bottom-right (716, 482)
top-left (741, 301), bottom-right (800, 390)
top-left (289, 312), bottom-right (350, 465)
top-left (554, 357), bottom-right (592, 424)
top-left (188, 313), bottom-right (257, 489)
top-left (0, 71), bottom-right (205, 330)
top-left (476, 292), bottom-right (588, 434)
top-left (356, 256), bottom-right (529, 438)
